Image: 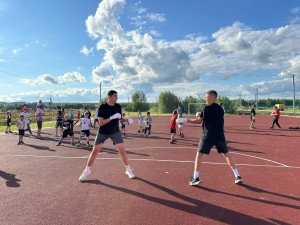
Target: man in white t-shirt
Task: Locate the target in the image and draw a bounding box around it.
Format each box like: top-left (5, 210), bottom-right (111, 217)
top-left (76, 112), bottom-right (91, 147)
top-left (21, 107), bottom-right (32, 135)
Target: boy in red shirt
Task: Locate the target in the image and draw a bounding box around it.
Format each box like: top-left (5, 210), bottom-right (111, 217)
top-left (270, 106), bottom-right (281, 129)
top-left (169, 110), bottom-right (178, 144)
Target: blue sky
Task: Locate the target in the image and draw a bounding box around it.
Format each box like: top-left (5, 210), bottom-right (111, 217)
top-left (0, 0), bottom-right (299, 103)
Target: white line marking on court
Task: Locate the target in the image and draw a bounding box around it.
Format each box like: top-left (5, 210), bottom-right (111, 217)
top-left (6, 154), bottom-right (300, 169)
top-left (126, 146), bottom-right (291, 167)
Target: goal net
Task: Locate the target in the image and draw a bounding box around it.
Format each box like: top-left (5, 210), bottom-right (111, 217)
top-left (188, 103), bottom-right (206, 115)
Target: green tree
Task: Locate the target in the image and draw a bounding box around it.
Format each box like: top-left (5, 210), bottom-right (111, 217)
top-left (158, 91), bottom-right (180, 113)
top-left (131, 90), bottom-right (149, 112)
top-left (218, 96), bottom-right (238, 114)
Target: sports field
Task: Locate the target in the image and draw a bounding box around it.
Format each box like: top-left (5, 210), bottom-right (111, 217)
top-left (0, 115), bottom-right (299, 225)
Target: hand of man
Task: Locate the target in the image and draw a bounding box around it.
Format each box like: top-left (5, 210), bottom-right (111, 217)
top-left (110, 113), bottom-right (121, 120)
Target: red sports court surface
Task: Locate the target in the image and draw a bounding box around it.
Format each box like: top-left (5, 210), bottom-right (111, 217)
top-left (0, 115), bottom-right (299, 225)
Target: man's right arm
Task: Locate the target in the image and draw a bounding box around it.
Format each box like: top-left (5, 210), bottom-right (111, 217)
top-left (187, 117), bottom-right (203, 124)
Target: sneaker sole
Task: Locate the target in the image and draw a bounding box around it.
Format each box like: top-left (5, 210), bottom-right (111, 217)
top-left (235, 180), bottom-right (243, 184)
top-left (189, 181), bottom-right (201, 186)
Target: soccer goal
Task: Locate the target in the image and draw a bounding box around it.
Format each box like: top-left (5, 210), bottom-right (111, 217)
top-left (188, 103), bottom-right (206, 115)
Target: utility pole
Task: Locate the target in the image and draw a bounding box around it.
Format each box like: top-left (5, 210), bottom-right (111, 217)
top-left (288, 73), bottom-right (296, 114)
top-left (256, 88), bottom-right (258, 110)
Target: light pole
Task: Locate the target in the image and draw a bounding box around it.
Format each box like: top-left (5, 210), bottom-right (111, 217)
top-left (288, 73), bottom-right (295, 114)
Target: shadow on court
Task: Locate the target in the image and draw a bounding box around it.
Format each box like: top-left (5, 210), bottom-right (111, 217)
top-left (0, 170), bottom-right (22, 188)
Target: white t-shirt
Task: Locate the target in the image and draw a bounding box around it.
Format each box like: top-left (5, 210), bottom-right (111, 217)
top-left (80, 118), bottom-right (91, 131)
top-left (21, 112), bottom-right (30, 125)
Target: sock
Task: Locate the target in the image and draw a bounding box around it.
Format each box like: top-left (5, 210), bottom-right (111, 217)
top-left (125, 165), bottom-right (131, 171)
top-left (85, 166), bottom-right (91, 173)
top-left (233, 168), bottom-right (240, 177)
top-left (193, 171), bottom-right (199, 179)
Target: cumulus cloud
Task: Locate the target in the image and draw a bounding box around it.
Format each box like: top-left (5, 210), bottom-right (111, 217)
top-left (84, 0), bottom-right (300, 100)
top-left (0, 87), bottom-right (99, 103)
top-left (80, 45), bottom-right (94, 56)
top-left (22, 72), bottom-right (86, 86)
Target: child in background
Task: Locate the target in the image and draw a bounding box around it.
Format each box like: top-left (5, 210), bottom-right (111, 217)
top-left (249, 104), bottom-right (256, 129)
top-left (5, 110), bottom-right (12, 134)
top-left (169, 110), bottom-right (177, 144)
top-left (270, 106), bottom-right (281, 129)
top-left (144, 112), bottom-right (153, 137)
top-left (120, 113), bottom-right (128, 135)
top-left (69, 109), bottom-right (75, 121)
top-left (76, 112), bottom-right (91, 147)
top-left (17, 115), bottom-right (26, 145)
top-left (56, 115), bottom-right (75, 146)
top-left (55, 106), bottom-right (64, 137)
top-left (93, 113), bottom-right (99, 129)
top-left (21, 107), bottom-right (32, 135)
top-left (137, 111), bottom-right (144, 133)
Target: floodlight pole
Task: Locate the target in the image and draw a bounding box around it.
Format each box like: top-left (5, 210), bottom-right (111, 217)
top-left (288, 73), bottom-right (295, 114)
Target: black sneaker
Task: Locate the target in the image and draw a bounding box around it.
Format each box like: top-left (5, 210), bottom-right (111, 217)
top-left (56, 142), bottom-right (61, 146)
top-left (189, 177), bottom-right (201, 186)
top-left (235, 176), bottom-right (243, 184)
top-left (21, 141), bottom-right (25, 144)
top-left (17, 142), bottom-right (21, 145)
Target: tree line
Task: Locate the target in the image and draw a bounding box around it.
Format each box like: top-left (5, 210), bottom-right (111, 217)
top-left (1, 91), bottom-right (299, 115)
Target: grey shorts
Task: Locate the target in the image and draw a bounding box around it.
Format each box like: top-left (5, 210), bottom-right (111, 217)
top-left (94, 131), bottom-right (124, 145)
top-left (198, 140), bottom-right (228, 155)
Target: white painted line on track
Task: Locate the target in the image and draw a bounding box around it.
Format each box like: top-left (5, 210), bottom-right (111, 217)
top-left (6, 154), bottom-right (300, 169)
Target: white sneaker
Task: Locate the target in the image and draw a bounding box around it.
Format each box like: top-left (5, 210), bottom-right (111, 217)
top-left (86, 144), bottom-right (90, 147)
top-left (79, 169), bottom-right (91, 181)
top-left (76, 143), bottom-right (80, 147)
top-left (125, 170), bottom-right (135, 179)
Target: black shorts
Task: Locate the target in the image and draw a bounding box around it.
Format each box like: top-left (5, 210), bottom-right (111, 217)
top-left (170, 128), bottom-right (176, 134)
top-left (56, 121), bottom-right (63, 128)
top-left (81, 130), bottom-right (90, 137)
top-left (62, 129), bottom-right (74, 138)
top-left (37, 121), bottom-right (43, 129)
top-left (19, 129), bottom-right (25, 136)
top-left (198, 140), bottom-right (228, 154)
top-left (7, 121), bottom-right (11, 126)
top-left (95, 131), bottom-right (123, 145)
top-left (121, 124), bottom-right (126, 129)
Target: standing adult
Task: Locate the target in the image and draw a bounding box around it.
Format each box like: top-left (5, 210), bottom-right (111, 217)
top-left (187, 90), bottom-right (243, 186)
top-left (35, 104), bottom-right (45, 139)
top-left (79, 90), bottom-right (135, 181)
top-left (270, 106), bottom-right (281, 129)
top-left (249, 104), bottom-right (256, 129)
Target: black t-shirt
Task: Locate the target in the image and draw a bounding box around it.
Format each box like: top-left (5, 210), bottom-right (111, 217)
top-left (62, 119), bottom-right (74, 131)
top-left (200, 103), bottom-right (225, 142)
top-left (57, 110), bottom-right (63, 121)
top-left (97, 103), bottom-right (122, 135)
top-left (251, 108), bottom-right (256, 117)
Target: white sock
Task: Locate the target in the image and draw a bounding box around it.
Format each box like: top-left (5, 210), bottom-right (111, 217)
top-left (193, 171), bottom-right (199, 179)
top-left (125, 165), bottom-right (131, 171)
top-left (233, 168), bottom-right (240, 177)
top-left (85, 166), bottom-right (91, 173)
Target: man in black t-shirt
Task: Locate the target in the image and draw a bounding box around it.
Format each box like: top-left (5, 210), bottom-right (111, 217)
top-left (250, 104), bottom-right (256, 129)
top-left (79, 90), bottom-right (135, 181)
top-left (187, 90), bottom-right (243, 186)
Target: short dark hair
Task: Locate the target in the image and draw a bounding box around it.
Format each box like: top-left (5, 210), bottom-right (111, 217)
top-left (107, 90), bottom-right (117, 96)
top-left (173, 110), bottom-right (177, 115)
top-left (207, 90), bottom-right (218, 97)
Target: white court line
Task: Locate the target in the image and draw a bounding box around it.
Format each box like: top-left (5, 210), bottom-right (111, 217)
top-left (126, 146), bottom-right (291, 168)
top-left (6, 154), bottom-right (300, 169)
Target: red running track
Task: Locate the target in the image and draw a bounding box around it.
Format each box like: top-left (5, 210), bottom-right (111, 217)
top-left (0, 115), bottom-right (299, 225)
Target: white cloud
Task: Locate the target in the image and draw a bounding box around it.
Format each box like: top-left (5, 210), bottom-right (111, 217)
top-left (22, 72), bottom-right (86, 86)
top-left (291, 7), bottom-right (300, 14)
top-left (58, 72), bottom-right (86, 84)
top-left (84, 0), bottom-right (300, 100)
top-left (80, 45), bottom-right (94, 56)
top-left (12, 48), bottom-right (23, 55)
